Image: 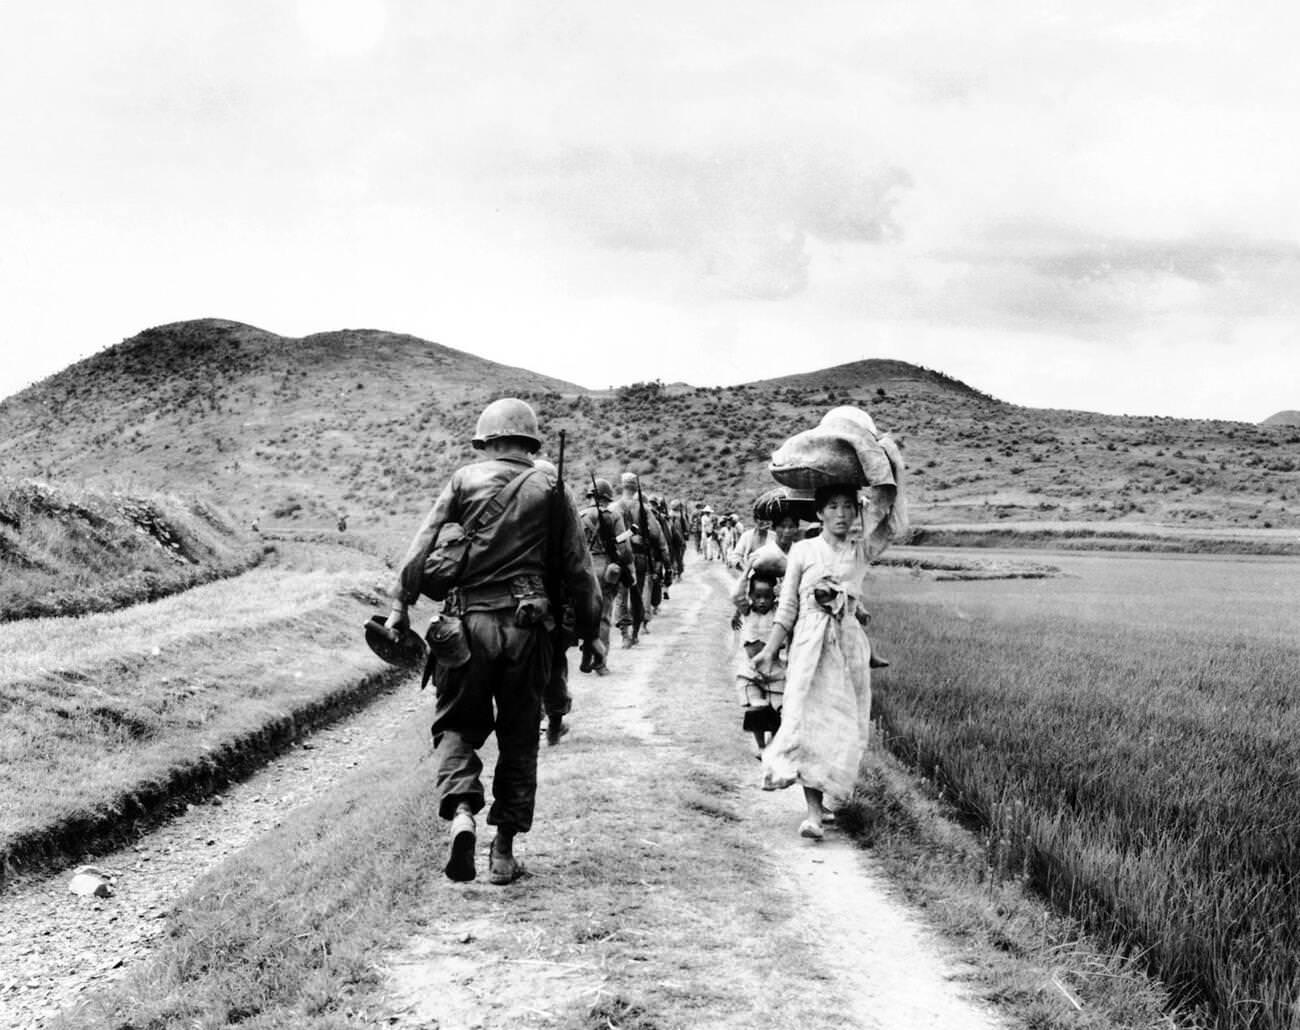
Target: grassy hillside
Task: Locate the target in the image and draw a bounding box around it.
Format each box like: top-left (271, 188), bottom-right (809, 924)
top-left (0, 479), bottom-right (260, 621)
top-left (0, 319), bottom-right (1297, 547)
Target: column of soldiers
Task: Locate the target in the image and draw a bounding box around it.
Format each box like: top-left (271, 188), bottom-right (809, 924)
top-left (380, 396), bottom-right (695, 886)
top-left (582, 473), bottom-right (687, 651)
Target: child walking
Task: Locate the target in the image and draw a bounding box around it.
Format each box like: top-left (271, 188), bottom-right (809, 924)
top-left (733, 570), bottom-right (786, 755)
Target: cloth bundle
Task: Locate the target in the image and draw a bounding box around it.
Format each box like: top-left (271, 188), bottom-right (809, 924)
top-left (768, 405), bottom-right (908, 558)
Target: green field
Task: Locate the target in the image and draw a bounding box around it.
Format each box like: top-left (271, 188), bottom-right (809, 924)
top-left (869, 549), bottom-right (1300, 1030)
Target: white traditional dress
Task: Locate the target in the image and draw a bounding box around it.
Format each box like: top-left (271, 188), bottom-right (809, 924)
top-left (760, 533), bottom-right (875, 799)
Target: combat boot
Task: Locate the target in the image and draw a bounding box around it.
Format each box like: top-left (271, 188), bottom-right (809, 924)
top-left (488, 833), bottom-right (523, 885)
top-left (444, 804), bottom-right (476, 882)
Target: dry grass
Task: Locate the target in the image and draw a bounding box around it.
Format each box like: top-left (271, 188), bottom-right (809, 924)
top-left (0, 543), bottom-right (398, 878)
top-left (0, 479), bottom-right (261, 621)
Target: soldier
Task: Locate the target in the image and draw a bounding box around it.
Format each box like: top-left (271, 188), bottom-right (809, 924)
top-left (534, 457), bottom-right (578, 746)
top-left (611, 472), bottom-right (671, 646)
top-left (383, 398), bottom-right (599, 885)
top-left (667, 499), bottom-right (689, 580)
top-left (578, 478), bottom-right (634, 675)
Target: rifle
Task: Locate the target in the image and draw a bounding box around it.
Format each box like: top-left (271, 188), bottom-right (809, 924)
top-left (631, 477), bottom-right (651, 638)
top-left (545, 431), bottom-right (570, 637)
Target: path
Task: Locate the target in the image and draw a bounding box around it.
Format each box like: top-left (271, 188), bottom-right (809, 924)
top-left (1, 554), bottom-right (1005, 1029)
top-left (383, 558), bottom-right (1005, 1029)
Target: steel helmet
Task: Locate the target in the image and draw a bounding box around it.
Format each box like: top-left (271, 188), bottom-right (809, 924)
top-left (587, 478), bottom-right (615, 502)
top-left (472, 398), bottom-right (541, 452)
top-left (363, 614), bottom-right (428, 668)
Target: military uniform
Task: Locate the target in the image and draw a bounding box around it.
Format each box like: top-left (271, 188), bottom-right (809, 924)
top-left (391, 401), bottom-right (598, 882)
top-left (578, 479), bottom-right (633, 671)
top-left (610, 474), bottom-right (671, 643)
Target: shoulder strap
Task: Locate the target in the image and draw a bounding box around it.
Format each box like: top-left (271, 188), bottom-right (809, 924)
top-left (465, 468), bottom-right (540, 537)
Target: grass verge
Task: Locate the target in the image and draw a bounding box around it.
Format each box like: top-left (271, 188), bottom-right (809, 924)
top-left (0, 480), bottom-right (263, 622)
top-left (905, 525), bottom-right (1300, 556)
top-left (0, 544), bottom-right (404, 884)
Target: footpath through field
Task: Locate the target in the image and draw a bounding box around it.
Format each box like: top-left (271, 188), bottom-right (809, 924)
top-left (382, 556), bottom-right (1005, 1030)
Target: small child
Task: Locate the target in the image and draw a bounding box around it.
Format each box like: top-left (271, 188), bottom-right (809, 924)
top-left (733, 572), bottom-right (786, 754)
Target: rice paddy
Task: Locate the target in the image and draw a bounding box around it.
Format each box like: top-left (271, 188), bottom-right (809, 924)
top-left (870, 548), bottom-right (1300, 1030)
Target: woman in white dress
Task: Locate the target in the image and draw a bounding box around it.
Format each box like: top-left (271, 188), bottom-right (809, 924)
top-left (752, 484), bottom-right (877, 839)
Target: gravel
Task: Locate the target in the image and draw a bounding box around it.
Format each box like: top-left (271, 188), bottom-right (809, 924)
top-left (0, 677), bottom-right (427, 1030)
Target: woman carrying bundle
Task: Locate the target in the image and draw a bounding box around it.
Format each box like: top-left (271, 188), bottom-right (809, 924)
top-left (751, 483), bottom-right (878, 838)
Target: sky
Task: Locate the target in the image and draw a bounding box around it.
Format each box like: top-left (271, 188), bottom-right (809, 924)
top-left (2, 1), bottom-right (1298, 422)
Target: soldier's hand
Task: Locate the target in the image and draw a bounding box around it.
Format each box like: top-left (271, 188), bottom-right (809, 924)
top-left (383, 607), bottom-right (410, 641)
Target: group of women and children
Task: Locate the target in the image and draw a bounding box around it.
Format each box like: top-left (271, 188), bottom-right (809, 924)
top-left (722, 406), bottom-right (906, 840)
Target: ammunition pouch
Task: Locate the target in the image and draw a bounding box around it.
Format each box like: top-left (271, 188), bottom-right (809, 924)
top-left (510, 574), bottom-right (553, 629)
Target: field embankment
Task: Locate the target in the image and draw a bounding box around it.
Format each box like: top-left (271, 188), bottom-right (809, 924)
top-left (0, 480), bottom-right (263, 622)
top-left (869, 552), bottom-right (1300, 1030)
top-left (905, 522), bottom-right (1300, 556)
top-left (0, 543), bottom-right (407, 885)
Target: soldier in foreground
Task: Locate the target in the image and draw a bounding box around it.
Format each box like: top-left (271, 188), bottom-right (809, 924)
top-left (384, 398), bottom-right (599, 884)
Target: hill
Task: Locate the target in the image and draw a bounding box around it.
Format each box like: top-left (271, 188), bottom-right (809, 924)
top-left (747, 358), bottom-right (998, 403)
top-left (1263, 410), bottom-right (1300, 427)
top-left (0, 319), bottom-right (1298, 545)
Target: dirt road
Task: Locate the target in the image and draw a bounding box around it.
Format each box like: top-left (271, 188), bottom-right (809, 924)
top-left (2, 555), bottom-right (1005, 1029)
top-left (384, 560), bottom-right (1005, 1030)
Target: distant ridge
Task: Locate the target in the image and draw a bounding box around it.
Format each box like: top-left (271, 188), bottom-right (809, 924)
top-left (1262, 410), bottom-right (1300, 427)
top-left (745, 358), bottom-right (999, 404)
top-left (0, 318), bottom-right (1296, 537)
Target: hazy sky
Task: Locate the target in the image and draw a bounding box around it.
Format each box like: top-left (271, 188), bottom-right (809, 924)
top-left (2, 1), bottom-right (1298, 421)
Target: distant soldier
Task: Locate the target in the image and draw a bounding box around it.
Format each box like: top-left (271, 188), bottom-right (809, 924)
top-left (611, 472), bottom-right (671, 646)
top-left (667, 499), bottom-right (689, 580)
top-left (383, 398), bottom-right (599, 885)
top-left (645, 494), bottom-right (669, 613)
top-left (578, 478), bottom-right (634, 675)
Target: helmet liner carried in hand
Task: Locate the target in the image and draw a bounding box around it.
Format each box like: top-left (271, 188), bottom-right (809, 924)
top-left (364, 614), bottom-right (429, 667)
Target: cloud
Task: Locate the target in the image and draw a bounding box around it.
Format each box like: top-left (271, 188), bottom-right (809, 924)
top-left (512, 145), bottom-right (911, 300)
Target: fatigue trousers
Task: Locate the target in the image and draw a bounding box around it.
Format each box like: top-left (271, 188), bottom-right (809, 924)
top-left (614, 557), bottom-right (654, 632)
top-left (431, 609), bottom-right (552, 833)
top-left (589, 564), bottom-right (620, 663)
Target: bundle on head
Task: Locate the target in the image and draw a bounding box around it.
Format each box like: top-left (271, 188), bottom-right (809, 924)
top-left (768, 405), bottom-right (908, 557)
